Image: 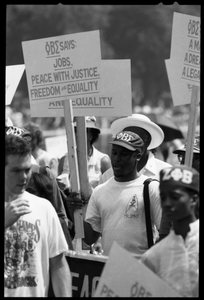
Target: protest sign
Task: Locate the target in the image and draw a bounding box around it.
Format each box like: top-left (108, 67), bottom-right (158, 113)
top-left (29, 59), bottom-right (132, 117)
top-left (22, 30), bottom-right (102, 104)
top-left (94, 242), bottom-right (180, 297)
top-left (166, 12), bottom-right (200, 167)
top-left (6, 64), bottom-right (25, 105)
top-left (165, 59), bottom-right (200, 106)
top-left (49, 251), bottom-right (107, 297)
top-left (63, 100), bottom-right (84, 248)
top-left (67, 251), bottom-right (107, 297)
top-left (169, 12), bottom-right (200, 87)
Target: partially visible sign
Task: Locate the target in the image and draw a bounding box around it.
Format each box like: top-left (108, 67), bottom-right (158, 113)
top-left (22, 30), bottom-right (102, 104)
top-left (49, 251), bottom-right (107, 297)
top-left (94, 242), bottom-right (180, 297)
top-left (165, 59), bottom-right (200, 106)
top-left (29, 60), bottom-right (132, 117)
top-left (6, 64), bottom-right (25, 105)
top-left (169, 12), bottom-right (200, 87)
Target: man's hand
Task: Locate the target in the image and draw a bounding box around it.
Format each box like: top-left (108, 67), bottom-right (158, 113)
top-left (5, 198), bottom-right (32, 229)
top-left (66, 191), bottom-right (86, 209)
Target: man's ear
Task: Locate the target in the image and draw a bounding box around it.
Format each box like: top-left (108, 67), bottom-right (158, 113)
top-left (190, 193), bottom-right (199, 207)
top-left (135, 151), bottom-right (142, 161)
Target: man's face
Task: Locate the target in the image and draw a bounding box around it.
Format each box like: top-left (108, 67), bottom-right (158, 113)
top-left (160, 187), bottom-right (195, 221)
top-left (111, 144), bottom-right (138, 181)
top-left (177, 152), bottom-right (199, 165)
top-left (5, 154), bottom-right (32, 195)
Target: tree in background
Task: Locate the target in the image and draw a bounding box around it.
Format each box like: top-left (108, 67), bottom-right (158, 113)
top-left (6, 4), bottom-right (200, 130)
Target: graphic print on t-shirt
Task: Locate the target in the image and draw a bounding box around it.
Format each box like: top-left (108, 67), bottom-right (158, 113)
top-left (124, 194), bottom-right (139, 218)
top-left (4, 219), bottom-right (41, 289)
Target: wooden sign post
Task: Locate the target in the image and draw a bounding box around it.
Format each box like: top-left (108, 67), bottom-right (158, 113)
top-left (75, 117), bottom-right (91, 217)
top-left (63, 99), bottom-right (84, 251)
top-left (184, 85), bottom-right (199, 167)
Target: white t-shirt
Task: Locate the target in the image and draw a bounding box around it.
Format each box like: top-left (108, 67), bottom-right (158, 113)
top-left (85, 175), bottom-right (161, 257)
top-left (4, 191), bottom-right (68, 297)
top-left (141, 220), bottom-right (199, 297)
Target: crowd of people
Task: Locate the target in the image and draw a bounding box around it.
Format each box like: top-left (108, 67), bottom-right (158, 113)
top-left (5, 113), bottom-right (199, 297)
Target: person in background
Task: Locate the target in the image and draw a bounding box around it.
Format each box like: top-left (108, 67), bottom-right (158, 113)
top-left (5, 134), bottom-right (72, 297)
top-left (26, 172), bottom-right (73, 250)
top-left (173, 135), bottom-right (200, 172)
top-left (23, 122), bottom-right (59, 178)
top-left (58, 116), bottom-right (111, 190)
top-left (98, 114), bottom-right (172, 184)
top-left (58, 116), bottom-right (111, 253)
top-left (141, 165), bottom-right (199, 297)
top-left (159, 135), bottom-right (200, 240)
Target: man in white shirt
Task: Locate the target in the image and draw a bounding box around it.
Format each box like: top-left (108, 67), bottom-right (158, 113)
top-left (83, 130), bottom-right (162, 257)
top-left (5, 134), bottom-right (72, 297)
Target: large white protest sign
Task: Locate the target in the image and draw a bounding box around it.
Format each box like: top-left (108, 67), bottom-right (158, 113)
top-left (94, 242), bottom-right (180, 297)
top-left (22, 30), bottom-right (102, 104)
top-left (29, 59), bottom-right (132, 117)
top-left (170, 12), bottom-right (200, 87)
top-left (165, 59), bottom-right (200, 106)
top-left (6, 64), bottom-right (25, 105)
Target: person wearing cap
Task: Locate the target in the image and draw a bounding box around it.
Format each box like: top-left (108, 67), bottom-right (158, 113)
top-left (99, 114), bottom-right (172, 184)
top-left (159, 136), bottom-right (200, 241)
top-left (173, 136), bottom-right (200, 172)
top-left (58, 116), bottom-right (111, 190)
top-left (77, 130), bottom-right (162, 257)
top-left (141, 165), bottom-right (199, 297)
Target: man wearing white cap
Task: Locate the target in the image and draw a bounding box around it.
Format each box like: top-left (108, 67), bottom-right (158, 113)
top-left (99, 114), bottom-right (172, 184)
top-left (81, 130), bottom-right (162, 257)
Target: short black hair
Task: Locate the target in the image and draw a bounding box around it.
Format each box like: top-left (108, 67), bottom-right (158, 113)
top-left (88, 128), bottom-right (100, 145)
top-left (5, 135), bottom-right (31, 165)
top-left (28, 172), bottom-right (53, 201)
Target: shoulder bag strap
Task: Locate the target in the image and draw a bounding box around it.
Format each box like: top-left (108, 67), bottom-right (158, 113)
top-left (143, 178), bottom-right (159, 248)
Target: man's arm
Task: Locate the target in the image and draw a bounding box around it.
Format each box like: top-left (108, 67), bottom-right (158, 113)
top-left (50, 253), bottom-right (72, 297)
top-left (83, 220), bottom-right (101, 245)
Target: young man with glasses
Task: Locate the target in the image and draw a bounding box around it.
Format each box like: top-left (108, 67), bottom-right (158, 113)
top-left (173, 136), bottom-right (200, 172)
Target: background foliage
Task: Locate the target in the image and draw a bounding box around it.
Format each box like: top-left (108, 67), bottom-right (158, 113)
top-left (6, 4), bottom-right (200, 133)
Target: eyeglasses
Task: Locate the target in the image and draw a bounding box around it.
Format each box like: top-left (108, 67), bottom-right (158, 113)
top-left (177, 153), bottom-right (199, 164)
top-left (177, 154), bottom-right (185, 164)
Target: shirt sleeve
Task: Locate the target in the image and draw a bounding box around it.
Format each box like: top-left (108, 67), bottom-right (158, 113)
top-left (148, 180), bottom-right (162, 230)
top-left (46, 201), bottom-right (69, 257)
top-left (85, 191), bottom-right (101, 233)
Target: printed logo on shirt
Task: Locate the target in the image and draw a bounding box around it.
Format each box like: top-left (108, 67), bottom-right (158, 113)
top-left (4, 219), bottom-right (41, 289)
top-left (124, 194), bottom-right (139, 218)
